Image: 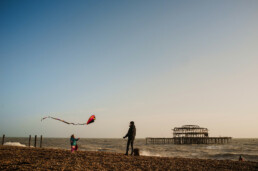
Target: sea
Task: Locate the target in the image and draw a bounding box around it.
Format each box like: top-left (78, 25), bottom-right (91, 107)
top-left (2, 138), bottom-right (258, 162)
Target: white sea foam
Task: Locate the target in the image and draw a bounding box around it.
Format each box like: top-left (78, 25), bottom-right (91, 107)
top-left (141, 150), bottom-right (161, 157)
top-left (4, 142), bottom-right (26, 147)
top-left (206, 145), bottom-right (221, 150)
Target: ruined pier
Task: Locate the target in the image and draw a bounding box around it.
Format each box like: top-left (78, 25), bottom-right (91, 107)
top-left (146, 137), bottom-right (232, 145)
top-left (146, 125), bottom-right (232, 145)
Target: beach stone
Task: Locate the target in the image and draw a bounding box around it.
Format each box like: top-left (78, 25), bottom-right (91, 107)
top-left (1, 146), bottom-right (258, 170)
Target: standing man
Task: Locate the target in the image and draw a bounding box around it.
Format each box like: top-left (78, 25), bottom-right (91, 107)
top-left (123, 121), bottom-right (136, 155)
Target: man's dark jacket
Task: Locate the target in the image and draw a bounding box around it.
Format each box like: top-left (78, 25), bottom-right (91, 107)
top-left (125, 125), bottom-right (136, 140)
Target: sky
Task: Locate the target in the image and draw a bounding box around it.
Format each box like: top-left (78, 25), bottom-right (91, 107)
top-left (0, 0), bottom-right (258, 138)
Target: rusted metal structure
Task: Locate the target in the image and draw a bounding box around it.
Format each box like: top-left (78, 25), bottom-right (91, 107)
top-left (173, 125), bottom-right (208, 138)
top-left (146, 125), bottom-right (232, 145)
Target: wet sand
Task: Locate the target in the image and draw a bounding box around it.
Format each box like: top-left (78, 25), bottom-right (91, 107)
top-left (0, 146), bottom-right (257, 170)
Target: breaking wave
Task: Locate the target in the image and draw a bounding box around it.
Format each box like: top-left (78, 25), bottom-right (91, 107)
top-left (4, 142), bottom-right (26, 147)
top-left (141, 150), bottom-right (161, 157)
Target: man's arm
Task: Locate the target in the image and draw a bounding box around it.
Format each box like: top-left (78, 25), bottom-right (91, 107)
top-left (124, 128), bottom-right (131, 138)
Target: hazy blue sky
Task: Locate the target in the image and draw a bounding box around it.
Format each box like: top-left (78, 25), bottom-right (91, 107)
top-left (1, 0), bottom-right (258, 138)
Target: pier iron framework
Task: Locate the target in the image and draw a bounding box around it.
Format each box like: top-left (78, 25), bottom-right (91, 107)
top-left (146, 125), bottom-right (231, 145)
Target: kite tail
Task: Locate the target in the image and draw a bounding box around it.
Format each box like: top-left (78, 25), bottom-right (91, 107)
top-left (41, 115), bottom-right (95, 125)
top-left (41, 116), bottom-right (50, 122)
top-left (41, 116), bottom-right (88, 125)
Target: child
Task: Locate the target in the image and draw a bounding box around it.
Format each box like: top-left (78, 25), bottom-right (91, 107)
top-left (70, 134), bottom-right (80, 152)
top-left (239, 155), bottom-right (244, 161)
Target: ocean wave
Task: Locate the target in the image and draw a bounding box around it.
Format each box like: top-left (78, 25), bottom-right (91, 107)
top-left (211, 153), bottom-right (258, 161)
top-left (206, 146), bottom-right (222, 150)
top-left (141, 150), bottom-right (161, 157)
top-left (4, 142), bottom-right (26, 147)
top-left (97, 148), bottom-right (111, 152)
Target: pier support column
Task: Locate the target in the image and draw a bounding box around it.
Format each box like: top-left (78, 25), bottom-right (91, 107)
top-left (34, 135), bottom-right (37, 147)
top-left (29, 135), bottom-right (31, 147)
top-left (40, 135), bottom-right (43, 148)
top-left (1, 134), bottom-right (5, 145)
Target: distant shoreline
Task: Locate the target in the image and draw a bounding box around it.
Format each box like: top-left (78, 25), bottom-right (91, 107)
top-left (1, 146), bottom-right (257, 170)
top-left (3, 137), bottom-right (258, 139)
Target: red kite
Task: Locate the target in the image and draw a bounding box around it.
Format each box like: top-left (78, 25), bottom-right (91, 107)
top-left (87, 115), bottom-right (96, 125)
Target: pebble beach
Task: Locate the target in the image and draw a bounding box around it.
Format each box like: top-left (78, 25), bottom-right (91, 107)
top-left (0, 146), bottom-right (258, 170)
